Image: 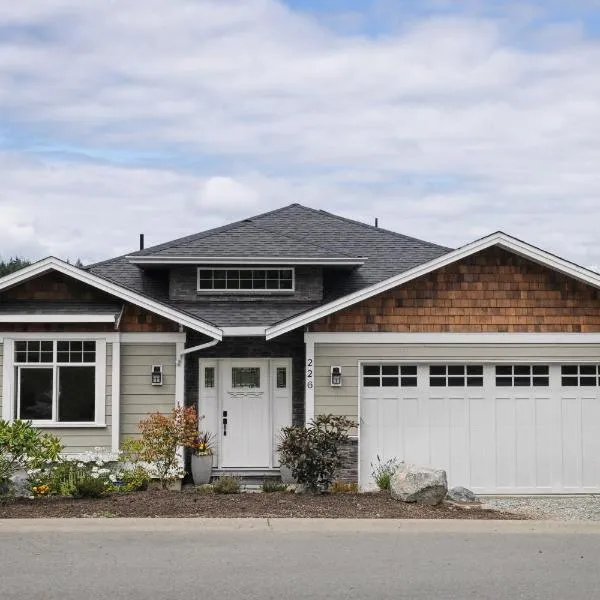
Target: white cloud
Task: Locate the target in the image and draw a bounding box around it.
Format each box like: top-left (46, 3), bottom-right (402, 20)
top-left (0, 1), bottom-right (599, 268)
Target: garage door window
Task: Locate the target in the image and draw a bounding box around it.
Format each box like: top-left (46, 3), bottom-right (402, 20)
top-left (429, 365), bottom-right (483, 387)
top-left (495, 365), bottom-right (549, 387)
top-left (363, 365), bottom-right (417, 387)
top-left (561, 365), bottom-right (600, 386)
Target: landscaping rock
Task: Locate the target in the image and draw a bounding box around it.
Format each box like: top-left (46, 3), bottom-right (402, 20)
top-left (390, 463), bottom-right (447, 505)
top-left (9, 471), bottom-right (31, 498)
top-left (447, 486), bottom-right (479, 503)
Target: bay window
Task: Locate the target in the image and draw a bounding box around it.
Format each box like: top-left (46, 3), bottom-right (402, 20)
top-left (14, 340), bottom-right (103, 425)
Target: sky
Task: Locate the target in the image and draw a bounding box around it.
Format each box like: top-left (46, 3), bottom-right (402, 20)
top-left (1, 0), bottom-right (600, 267)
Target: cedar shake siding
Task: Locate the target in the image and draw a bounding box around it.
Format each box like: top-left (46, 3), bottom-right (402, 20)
top-left (311, 247), bottom-right (600, 333)
top-left (0, 272), bottom-right (179, 333)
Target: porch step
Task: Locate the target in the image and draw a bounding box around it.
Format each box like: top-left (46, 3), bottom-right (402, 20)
top-left (211, 470), bottom-right (283, 486)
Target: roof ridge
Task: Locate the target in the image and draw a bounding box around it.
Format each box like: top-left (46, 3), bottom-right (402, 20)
top-left (293, 204), bottom-right (452, 252)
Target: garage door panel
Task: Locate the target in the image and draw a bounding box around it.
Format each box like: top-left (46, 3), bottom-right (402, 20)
top-left (360, 361), bottom-right (600, 493)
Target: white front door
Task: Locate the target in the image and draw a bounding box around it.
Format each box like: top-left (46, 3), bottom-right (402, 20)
top-left (221, 359), bottom-right (271, 468)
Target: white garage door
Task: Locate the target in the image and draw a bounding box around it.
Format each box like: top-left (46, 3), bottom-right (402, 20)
top-left (360, 362), bottom-right (600, 493)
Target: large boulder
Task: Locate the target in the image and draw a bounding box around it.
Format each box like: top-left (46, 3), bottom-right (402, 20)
top-left (447, 486), bottom-right (479, 503)
top-left (390, 463), bottom-right (448, 505)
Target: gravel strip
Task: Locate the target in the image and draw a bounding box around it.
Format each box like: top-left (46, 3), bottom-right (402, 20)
top-left (481, 496), bottom-right (600, 521)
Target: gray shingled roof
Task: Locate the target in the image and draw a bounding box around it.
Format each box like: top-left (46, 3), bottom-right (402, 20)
top-left (169, 301), bottom-right (322, 327)
top-left (87, 204), bottom-right (452, 328)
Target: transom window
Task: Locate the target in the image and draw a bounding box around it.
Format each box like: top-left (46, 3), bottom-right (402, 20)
top-left (197, 268), bottom-right (294, 292)
top-left (495, 365), bottom-right (549, 387)
top-left (14, 340), bottom-right (98, 423)
top-left (363, 365), bottom-right (417, 387)
top-left (430, 365), bottom-right (483, 387)
top-left (561, 365), bottom-right (600, 387)
top-left (232, 367), bottom-right (261, 388)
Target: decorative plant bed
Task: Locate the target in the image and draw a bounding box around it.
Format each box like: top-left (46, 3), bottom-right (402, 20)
top-left (0, 489), bottom-right (524, 519)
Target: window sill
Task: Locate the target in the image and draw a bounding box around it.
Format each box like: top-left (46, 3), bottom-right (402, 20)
top-left (29, 422), bottom-right (107, 429)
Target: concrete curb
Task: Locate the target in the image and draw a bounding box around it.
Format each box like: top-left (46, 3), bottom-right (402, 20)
top-left (2, 518), bottom-right (600, 534)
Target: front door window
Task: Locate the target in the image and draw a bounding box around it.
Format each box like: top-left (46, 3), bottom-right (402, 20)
top-left (231, 367), bottom-right (260, 388)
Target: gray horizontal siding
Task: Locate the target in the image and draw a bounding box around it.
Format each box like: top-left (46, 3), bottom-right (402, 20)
top-left (120, 343), bottom-right (176, 442)
top-left (314, 342), bottom-right (600, 420)
top-left (0, 343), bottom-right (3, 418)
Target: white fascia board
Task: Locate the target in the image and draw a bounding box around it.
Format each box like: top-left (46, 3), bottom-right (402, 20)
top-left (127, 256), bottom-right (365, 266)
top-left (222, 326), bottom-right (267, 337)
top-left (304, 332), bottom-right (600, 345)
top-left (267, 232), bottom-right (600, 339)
top-left (0, 314), bottom-right (115, 323)
top-left (0, 257), bottom-right (222, 340)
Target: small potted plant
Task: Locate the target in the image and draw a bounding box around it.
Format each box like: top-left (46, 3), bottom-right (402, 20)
top-left (189, 431), bottom-right (215, 485)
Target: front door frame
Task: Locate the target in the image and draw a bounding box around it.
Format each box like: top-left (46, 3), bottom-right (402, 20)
top-left (198, 357), bottom-right (292, 471)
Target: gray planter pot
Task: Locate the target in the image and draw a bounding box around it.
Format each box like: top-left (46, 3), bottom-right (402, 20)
top-left (191, 454), bottom-right (213, 485)
top-left (279, 464), bottom-right (296, 484)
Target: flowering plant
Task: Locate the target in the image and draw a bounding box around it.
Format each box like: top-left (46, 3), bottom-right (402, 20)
top-left (188, 431), bottom-right (215, 456)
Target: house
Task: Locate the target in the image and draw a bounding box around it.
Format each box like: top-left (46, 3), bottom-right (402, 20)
top-left (1, 203), bottom-right (600, 494)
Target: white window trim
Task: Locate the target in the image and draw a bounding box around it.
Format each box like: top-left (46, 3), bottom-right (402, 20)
top-left (196, 267), bottom-right (295, 295)
top-left (3, 338), bottom-right (107, 427)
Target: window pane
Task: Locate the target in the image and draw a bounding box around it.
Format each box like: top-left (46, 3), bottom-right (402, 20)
top-left (514, 377), bottom-right (531, 386)
top-left (467, 377), bottom-right (483, 387)
top-left (266, 279), bottom-right (279, 289)
top-left (430, 377), bottom-right (446, 387)
top-left (279, 280), bottom-right (293, 290)
top-left (580, 365), bottom-right (597, 376)
top-left (363, 377), bottom-right (380, 387)
top-left (448, 377), bottom-right (465, 387)
top-left (430, 366), bottom-right (445, 376)
top-left (15, 351), bottom-right (26, 363)
top-left (15, 341), bottom-right (26, 354)
top-left (402, 366), bottom-right (417, 376)
top-left (214, 278), bottom-right (226, 290)
top-left (496, 366), bottom-right (512, 376)
top-left (58, 367), bottom-right (95, 422)
top-left (562, 377), bottom-right (578, 386)
top-left (232, 367), bottom-right (260, 388)
top-left (382, 377), bottom-right (399, 387)
top-left (363, 366), bottom-right (380, 376)
top-left (199, 278), bottom-right (213, 289)
top-left (561, 365), bottom-right (577, 375)
top-left (204, 367), bottom-right (215, 389)
top-left (19, 368), bottom-right (53, 420)
top-left (532, 365), bottom-right (549, 375)
top-left (532, 377), bottom-right (549, 387)
top-left (381, 365), bottom-right (399, 376)
top-left (580, 377), bottom-right (597, 387)
top-left (514, 365), bottom-right (531, 375)
top-left (276, 367), bottom-right (287, 389)
top-left (496, 377), bottom-right (512, 386)
top-left (467, 365), bottom-right (483, 376)
top-left (448, 365), bottom-right (465, 376)
top-left (280, 269), bottom-right (293, 280)
top-left (252, 278), bottom-right (266, 289)
top-left (401, 377), bottom-right (418, 387)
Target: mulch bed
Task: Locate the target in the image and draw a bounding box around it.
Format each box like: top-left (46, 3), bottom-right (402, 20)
top-left (0, 489), bottom-right (523, 519)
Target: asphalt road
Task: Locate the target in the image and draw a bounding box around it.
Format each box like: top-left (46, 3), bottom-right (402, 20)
top-left (1, 519), bottom-right (599, 600)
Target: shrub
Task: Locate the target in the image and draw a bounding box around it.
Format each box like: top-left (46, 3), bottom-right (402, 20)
top-left (213, 476), bottom-right (241, 494)
top-left (75, 476), bottom-right (107, 499)
top-left (0, 419), bottom-right (63, 496)
top-left (261, 480), bottom-right (287, 493)
top-left (371, 455), bottom-right (400, 491)
top-left (196, 484), bottom-right (214, 494)
top-left (331, 481), bottom-right (359, 494)
top-left (122, 406), bottom-right (198, 489)
top-left (278, 414), bottom-right (356, 494)
top-left (119, 466), bottom-right (150, 492)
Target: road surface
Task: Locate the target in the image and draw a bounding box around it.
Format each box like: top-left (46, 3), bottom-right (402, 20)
top-left (1, 519), bottom-right (598, 599)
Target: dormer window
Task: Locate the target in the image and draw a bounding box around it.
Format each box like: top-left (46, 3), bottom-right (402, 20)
top-left (197, 268), bottom-right (294, 293)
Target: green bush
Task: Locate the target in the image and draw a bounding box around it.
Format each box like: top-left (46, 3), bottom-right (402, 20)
top-left (195, 484), bottom-right (214, 494)
top-left (330, 481), bottom-right (359, 493)
top-left (75, 476), bottom-right (107, 499)
top-left (261, 480), bottom-right (287, 493)
top-left (370, 455), bottom-right (400, 491)
top-left (213, 476), bottom-right (241, 494)
top-left (118, 466), bottom-right (149, 492)
top-left (278, 414), bottom-right (356, 494)
top-left (0, 419), bottom-right (63, 496)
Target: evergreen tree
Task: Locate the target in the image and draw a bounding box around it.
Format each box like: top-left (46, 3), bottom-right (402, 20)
top-left (0, 257), bottom-right (31, 277)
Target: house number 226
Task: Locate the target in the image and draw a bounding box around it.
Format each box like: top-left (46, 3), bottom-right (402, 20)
top-left (306, 358), bottom-right (314, 389)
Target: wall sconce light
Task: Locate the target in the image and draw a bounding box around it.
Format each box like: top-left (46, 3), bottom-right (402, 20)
top-left (151, 364), bottom-right (164, 386)
top-left (330, 366), bottom-right (342, 387)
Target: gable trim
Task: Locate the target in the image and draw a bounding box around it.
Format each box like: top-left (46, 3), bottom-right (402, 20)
top-left (266, 232), bottom-right (600, 339)
top-left (0, 258), bottom-right (222, 340)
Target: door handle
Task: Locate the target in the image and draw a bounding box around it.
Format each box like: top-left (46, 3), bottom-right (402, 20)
top-left (222, 411), bottom-right (228, 436)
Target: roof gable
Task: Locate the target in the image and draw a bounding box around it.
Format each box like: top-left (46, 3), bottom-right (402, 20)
top-left (266, 232), bottom-right (600, 339)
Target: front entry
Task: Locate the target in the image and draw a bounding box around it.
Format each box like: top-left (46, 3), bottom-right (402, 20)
top-left (198, 357), bottom-right (292, 470)
top-left (221, 360), bottom-right (271, 468)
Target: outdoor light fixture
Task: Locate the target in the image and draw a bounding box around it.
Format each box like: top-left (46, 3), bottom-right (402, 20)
top-left (330, 366), bottom-right (342, 387)
top-left (151, 364), bottom-right (164, 386)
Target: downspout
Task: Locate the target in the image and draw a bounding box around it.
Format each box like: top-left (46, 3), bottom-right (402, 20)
top-left (177, 338), bottom-right (219, 366)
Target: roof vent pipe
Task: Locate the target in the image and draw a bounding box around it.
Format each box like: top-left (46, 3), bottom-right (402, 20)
top-left (139, 233), bottom-right (144, 250)
top-left (375, 218), bottom-right (379, 228)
